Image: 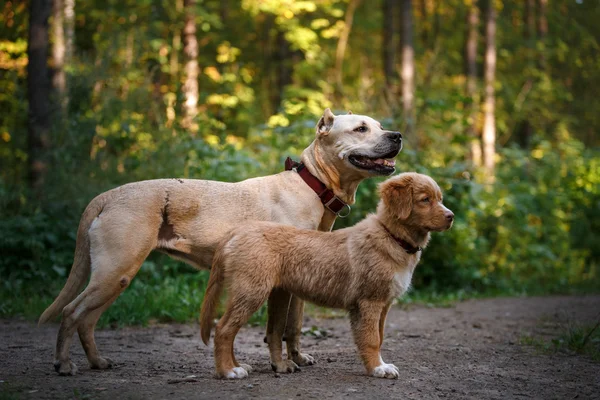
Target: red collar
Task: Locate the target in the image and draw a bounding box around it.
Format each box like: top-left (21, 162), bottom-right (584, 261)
top-left (378, 220), bottom-right (422, 254)
top-left (285, 157), bottom-right (351, 217)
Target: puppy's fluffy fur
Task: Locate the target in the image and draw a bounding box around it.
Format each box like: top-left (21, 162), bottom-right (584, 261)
top-left (200, 173), bottom-right (454, 379)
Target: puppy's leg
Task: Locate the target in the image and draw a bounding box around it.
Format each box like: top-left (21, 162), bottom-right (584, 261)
top-left (267, 289), bottom-right (299, 373)
top-left (378, 302), bottom-right (392, 350)
top-left (214, 290), bottom-right (270, 379)
top-left (284, 296), bottom-right (315, 366)
top-left (350, 301), bottom-right (398, 379)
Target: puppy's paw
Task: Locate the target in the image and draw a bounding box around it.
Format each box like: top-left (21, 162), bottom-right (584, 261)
top-left (54, 360), bottom-right (78, 376)
top-left (291, 352), bottom-right (315, 366)
top-left (371, 363), bottom-right (399, 379)
top-left (271, 360), bottom-right (300, 373)
top-left (239, 363), bottom-right (253, 373)
top-left (90, 356), bottom-right (113, 370)
top-left (219, 366), bottom-right (249, 379)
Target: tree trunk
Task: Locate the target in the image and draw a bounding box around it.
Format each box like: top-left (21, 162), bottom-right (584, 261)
top-left (517, 0), bottom-right (536, 150)
top-left (420, 0), bottom-right (428, 46)
top-left (64, 0), bottom-right (74, 59)
top-left (170, 0), bottom-right (184, 82)
top-left (182, 0), bottom-right (199, 132)
top-left (28, 0), bottom-right (52, 193)
top-left (335, 0), bottom-right (361, 91)
top-left (400, 0), bottom-right (415, 136)
top-left (536, 0), bottom-right (547, 68)
top-left (482, 0), bottom-right (496, 177)
top-left (52, 0), bottom-right (65, 102)
top-left (382, 0), bottom-right (395, 86)
top-left (466, 2), bottom-right (481, 166)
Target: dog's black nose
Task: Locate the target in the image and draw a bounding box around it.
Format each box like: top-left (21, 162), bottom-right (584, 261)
top-left (445, 211), bottom-right (454, 222)
top-left (387, 131), bottom-right (402, 144)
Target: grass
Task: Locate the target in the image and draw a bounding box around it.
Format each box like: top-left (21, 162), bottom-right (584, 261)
top-left (1, 254), bottom-right (598, 330)
top-left (521, 320), bottom-right (600, 362)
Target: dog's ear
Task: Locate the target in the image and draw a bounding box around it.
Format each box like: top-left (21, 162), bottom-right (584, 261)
top-left (380, 175), bottom-right (413, 220)
top-left (347, 110), bottom-right (353, 115)
top-left (316, 108), bottom-right (335, 135)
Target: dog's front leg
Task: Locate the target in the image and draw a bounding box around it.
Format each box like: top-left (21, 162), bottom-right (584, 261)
top-left (284, 296), bottom-right (316, 366)
top-left (267, 289), bottom-right (300, 373)
top-left (350, 301), bottom-right (399, 379)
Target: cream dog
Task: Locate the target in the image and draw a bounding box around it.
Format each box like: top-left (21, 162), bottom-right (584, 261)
top-left (39, 108), bottom-right (402, 376)
top-left (200, 173), bottom-right (454, 379)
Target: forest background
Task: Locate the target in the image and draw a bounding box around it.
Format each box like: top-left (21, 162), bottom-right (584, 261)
top-left (1, 0), bottom-right (598, 326)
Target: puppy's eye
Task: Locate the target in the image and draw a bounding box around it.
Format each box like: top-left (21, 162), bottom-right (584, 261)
top-left (421, 197), bottom-right (430, 203)
top-left (354, 126), bottom-right (368, 133)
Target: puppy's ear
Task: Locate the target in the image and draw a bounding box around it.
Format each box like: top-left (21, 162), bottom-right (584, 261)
top-left (316, 108), bottom-right (335, 135)
top-left (380, 176), bottom-right (413, 220)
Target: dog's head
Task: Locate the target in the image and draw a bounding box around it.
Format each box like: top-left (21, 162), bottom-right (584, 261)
top-left (379, 173), bottom-right (454, 232)
top-left (313, 108), bottom-right (402, 177)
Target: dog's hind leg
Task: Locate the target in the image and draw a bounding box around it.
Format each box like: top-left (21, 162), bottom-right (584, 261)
top-left (284, 296), bottom-right (315, 367)
top-left (76, 290), bottom-right (121, 370)
top-left (267, 289), bottom-right (300, 373)
top-left (54, 241), bottom-right (153, 375)
top-left (214, 289), bottom-right (270, 379)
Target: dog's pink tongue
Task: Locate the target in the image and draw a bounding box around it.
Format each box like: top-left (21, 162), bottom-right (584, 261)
top-left (374, 159), bottom-right (396, 166)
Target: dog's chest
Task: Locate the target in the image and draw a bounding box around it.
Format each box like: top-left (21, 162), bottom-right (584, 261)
top-left (392, 267), bottom-right (414, 297)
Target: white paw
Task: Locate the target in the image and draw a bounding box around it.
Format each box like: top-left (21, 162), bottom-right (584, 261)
top-left (291, 352), bottom-right (316, 366)
top-left (223, 366), bottom-right (249, 379)
top-left (371, 363), bottom-right (399, 379)
top-left (239, 363), bottom-right (253, 372)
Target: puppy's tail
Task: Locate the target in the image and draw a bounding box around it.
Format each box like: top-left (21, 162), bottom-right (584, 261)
top-left (38, 194), bottom-right (105, 325)
top-left (200, 240), bottom-right (228, 345)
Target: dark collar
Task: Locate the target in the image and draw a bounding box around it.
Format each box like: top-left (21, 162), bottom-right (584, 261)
top-left (378, 220), bottom-right (422, 254)
top-left (285, 157), bottom-right (351, 217)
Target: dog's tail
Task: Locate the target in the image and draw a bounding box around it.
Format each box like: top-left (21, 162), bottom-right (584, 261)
top-left (38, 194), bottom-right (106, 325)
top-left (200, 239), bottom-right (229, 345)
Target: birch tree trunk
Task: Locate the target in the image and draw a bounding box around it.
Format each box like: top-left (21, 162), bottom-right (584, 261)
top-left (400, 0), bottom-right (415, 136)
top-left (482, 0), bottom-right (497, 177)
top-left (28, 0), bottom-right (52, 193)
top-left (182, 0), bottom-right (199, 132)
top-left (466, 1), bottom-right (481, 166)
top-left (52, 0), bottom-right (66, 102)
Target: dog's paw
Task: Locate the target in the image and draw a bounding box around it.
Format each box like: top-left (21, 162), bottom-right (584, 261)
top-left (90, 356), bottom-right (113, 370)
top-left (54, 360), bottom-right (78, 376)
top-left (218, 367), bottom-right (249, 379)
top-left (239, 363), bottom-right (253, 373)
top-left (271, 360), bottom-right (300, 373)
top-left (291, 352), bottom-right (315, 366)
top-left (371, 363), bottom-right (399, 379)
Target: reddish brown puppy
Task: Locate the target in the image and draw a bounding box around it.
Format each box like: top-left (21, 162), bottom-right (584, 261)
top-left (201, 172), bottom-right (454, 379)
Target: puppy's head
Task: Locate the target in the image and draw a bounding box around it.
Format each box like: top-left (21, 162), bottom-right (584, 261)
top-left (379, 173), bottom-right (454, 232)
top-left (314, 108), bottom-right (402, 177)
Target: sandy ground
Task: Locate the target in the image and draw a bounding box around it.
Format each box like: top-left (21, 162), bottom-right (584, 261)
top-left (1, 295), bottom-right (599, 400)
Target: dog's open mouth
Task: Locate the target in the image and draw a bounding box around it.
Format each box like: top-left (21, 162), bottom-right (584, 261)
top-left (348, 152), bottom-right (398, 175)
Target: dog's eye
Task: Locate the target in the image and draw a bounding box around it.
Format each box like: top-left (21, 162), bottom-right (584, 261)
top-left (354, 126), bottom-right (368, 133)
top-left (421, 197), bottom-right (430, 203)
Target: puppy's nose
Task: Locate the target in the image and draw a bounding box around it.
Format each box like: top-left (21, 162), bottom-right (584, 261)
top-left (387, 131), bottom-right (402, 144)
top-left (445, 211), bottom-right (454, 222)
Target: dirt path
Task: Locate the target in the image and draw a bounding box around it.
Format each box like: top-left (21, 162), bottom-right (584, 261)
top-left (1, 296), bottom-right (599, 399)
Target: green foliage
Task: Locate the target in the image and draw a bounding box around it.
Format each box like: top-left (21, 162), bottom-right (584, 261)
top-left (0, 0), bottom-right (599, 326)
top-left (521, 321), bottom-right (600, 362)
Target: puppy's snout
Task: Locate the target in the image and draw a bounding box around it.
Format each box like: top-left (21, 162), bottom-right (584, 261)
top-left (387, 131), bottom-right (402, 144)
top-left (445, 210), bottom-right (454, 222)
